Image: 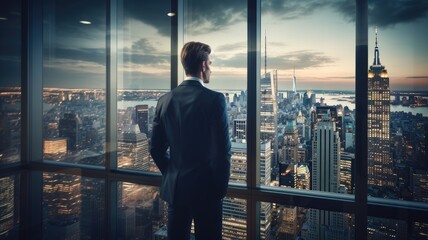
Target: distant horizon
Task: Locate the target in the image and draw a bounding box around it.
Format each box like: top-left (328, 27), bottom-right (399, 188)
top-left (3, 86), bottom-right (428, 94)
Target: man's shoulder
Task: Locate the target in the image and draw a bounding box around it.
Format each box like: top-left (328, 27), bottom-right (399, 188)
top-left (203, 88), bottom-right (224, 99)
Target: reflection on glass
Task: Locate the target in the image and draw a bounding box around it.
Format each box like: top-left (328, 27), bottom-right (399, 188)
top-left (42, 0), bottom-right (106, 165)
top-left (261, 1), bottom-right (356, 196)
top-left (184, 0), bottom-right (248, 184)
top-left (222, 197), bottom-right (247, 240)
top-left (117, 182), bottom-right (167, 239)
top-left (43, 173), bottom-right (104, 239)
top-left (0, 175), bottom-right (19, 239)
top-left (0, 1), bottom-right (21, 165)
top-left (116, 0), bottom-right (171, 172)
top-left (262, 202), bottom-right (354, 239)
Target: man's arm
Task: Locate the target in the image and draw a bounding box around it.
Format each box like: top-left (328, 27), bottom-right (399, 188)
top-left (150, 99), bottom-right (170, 174)
top-left (212, 93), bottom-right (231, 197)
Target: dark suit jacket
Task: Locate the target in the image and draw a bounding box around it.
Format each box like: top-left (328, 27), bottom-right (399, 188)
top-left (150, 80), bottom-right (231, 205)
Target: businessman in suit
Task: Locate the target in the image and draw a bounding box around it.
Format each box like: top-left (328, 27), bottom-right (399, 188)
top-left (150, 42), bottom-right (231, 239)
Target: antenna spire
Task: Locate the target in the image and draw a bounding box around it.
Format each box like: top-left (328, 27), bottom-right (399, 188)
top-left (373, 27), bottom-right (381, 65)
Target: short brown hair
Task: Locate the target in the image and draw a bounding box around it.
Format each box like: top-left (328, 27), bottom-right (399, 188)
top-left (180, 42), bottom-right (211, 76)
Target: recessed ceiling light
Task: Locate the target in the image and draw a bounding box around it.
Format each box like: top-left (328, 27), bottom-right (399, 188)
top-left (0, 17), bottom-right (7, 21)
top-left (80, 20), bottom-right (91, 25)
top-left (167, 12), bottom-right (175, 17)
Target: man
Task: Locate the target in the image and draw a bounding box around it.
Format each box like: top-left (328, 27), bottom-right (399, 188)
top-left (150, 42), bottom-right (231, 239)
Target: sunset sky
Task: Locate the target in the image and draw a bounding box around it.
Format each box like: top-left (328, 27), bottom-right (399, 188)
top-left (1, 0), bottom-right (427, 91)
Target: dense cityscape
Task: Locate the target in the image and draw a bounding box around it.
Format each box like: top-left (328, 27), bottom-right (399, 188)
top-left (1, 25), bottom-right (428, 240)
top-left (1, 43), bottom-right (428, 239)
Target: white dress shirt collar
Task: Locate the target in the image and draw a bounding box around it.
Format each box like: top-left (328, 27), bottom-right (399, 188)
top-left (184, 76), bottom-right (204, 86)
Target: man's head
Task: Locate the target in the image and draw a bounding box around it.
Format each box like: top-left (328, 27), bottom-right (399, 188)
top-left (181, 41), bottom-right (212, 83)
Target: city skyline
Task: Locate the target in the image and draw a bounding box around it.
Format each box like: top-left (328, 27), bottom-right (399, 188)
top-left (1, 1), bottom-right (428, 90)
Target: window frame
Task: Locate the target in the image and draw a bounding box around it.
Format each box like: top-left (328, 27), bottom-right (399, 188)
top-left (0, 0), bottom-right (423, 239)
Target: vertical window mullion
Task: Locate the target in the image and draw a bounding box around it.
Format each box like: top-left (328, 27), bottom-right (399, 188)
top-left (106, 0), bottom-right (118, 238)
top-left (21, 0), bottom-right (44, 238)
top-left (355, 0), bottom-right (368, 238)
top-left (247, 0), bottom-right (261, 239)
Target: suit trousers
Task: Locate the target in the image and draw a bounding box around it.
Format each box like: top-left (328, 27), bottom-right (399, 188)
top-left (167, 197), bottom-right (223, 240)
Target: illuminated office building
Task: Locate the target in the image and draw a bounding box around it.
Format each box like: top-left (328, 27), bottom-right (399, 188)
top-left (43, 138), bottom-right (67, 159)
top-left (136, 104), bottom-right (149, 135)
top-left (0, 176), bottom-right (15, 238)
top-left (118, 124), bottom-right (153, 171)
top-left (340, 152), bottom-right (354, 194)
top-left (224, 141), bottom-right (272, 239)
top-left (43, 173), bottom-right (82, 239)
top-left (367, 29), bottom-right (394, 188)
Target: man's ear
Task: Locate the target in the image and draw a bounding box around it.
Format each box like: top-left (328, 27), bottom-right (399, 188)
top-left (201, 61), bottom-right (207, 72)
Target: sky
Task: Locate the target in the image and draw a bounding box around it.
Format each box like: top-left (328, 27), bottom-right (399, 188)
top-left (0, 0), bottom-right (427, 91)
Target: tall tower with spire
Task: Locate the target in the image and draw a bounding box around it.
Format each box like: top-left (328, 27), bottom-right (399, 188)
top-left (261, 31), bottom-right (278, 172)
top-left (292, 65), bottom-right (297, 94)
top-left (367, 28), bottom-right (395, 190)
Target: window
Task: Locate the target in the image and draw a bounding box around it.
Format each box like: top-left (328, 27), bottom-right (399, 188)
top-left (116, 0), bottom-right (171, 172)
top-left (0, 0), bottom-right (21, 165)
top-left (0, 1), bottom-right (427, 239)
top-left (184, 0), bottom-right (248, 185)
top-left (260, 1), bottom-right (356, 197)
top-left (367, 0), bottom-right (428, 203)
top-left (42, 0), bottom-right (107, 166)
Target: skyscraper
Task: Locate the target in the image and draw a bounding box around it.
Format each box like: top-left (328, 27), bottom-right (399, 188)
top-left (260, 71), bottom-right (278, 143)
top-left (136, 105), bottom-right (149, 135)
top-left (43, 173), bottom-right (82, 239)
top-left (283, 118), bottom-right (299, 164)
top-left (118, 124), bottom-right (153, 171)
top-left (59, 113), bottom-right (81, 152)
top-left (308, 117), bottom-right (349, 240)
top-left (233, 119), bottom-right (247, 140)
top-left (292, 66), bottom-right (297, 94)
top-left (367, 29), bottom-right (394, 189)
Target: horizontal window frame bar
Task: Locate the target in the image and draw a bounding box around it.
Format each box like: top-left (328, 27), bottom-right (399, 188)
top-left (17, 162), bottom-right (428, 223)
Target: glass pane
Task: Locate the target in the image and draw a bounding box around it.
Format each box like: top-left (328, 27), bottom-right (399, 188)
top-left (0, 175), bottom-right (20, 239)
top-left (0, 1), bottom-right (21, 165)
top-left (42, 0), bottom-right (106, 166)
top-left (367, 216), bottom-right (427, 239)
top-left (43, 172), bottom-right (105, 239)
top-left (184, 0), bottom-right (248, 184)
top-left (261, 1), bottom-right (356, 196)
top-left (116, 0), bottom-right (171, 172)
top-left (117, 182), bottom-right (167, 239)
top-left (367, 0), bottom-right (428, 204)
top-left (262, 202), bottom-right (354, 239)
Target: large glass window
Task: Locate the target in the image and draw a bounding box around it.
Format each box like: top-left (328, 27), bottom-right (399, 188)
top-left (43, 172), bottom-right (105, 239)
top-left (184, 0), bottom-right (248, 185)
top-left (367, 0), bottom-right (428, 201)
top-left (42, 0), bottom-right (107, 166)
top-left (116, 0), bottom-right (171, 172)
top-left (260, 1), bottom-right (356, 198)
top-left (0, 1), bottom-right (21, 165)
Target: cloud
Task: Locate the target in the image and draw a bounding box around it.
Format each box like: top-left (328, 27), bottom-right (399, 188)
top-left (214, 50), bottom-right (335, 70)
top-left (368, 0), bottom-right (428, 27)
top-left (216, 42), bottom-right (246, 52)
top-left (132, 38), bottom-right (157, 54)
top-left (406, 76), bottom-right (428, 78)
